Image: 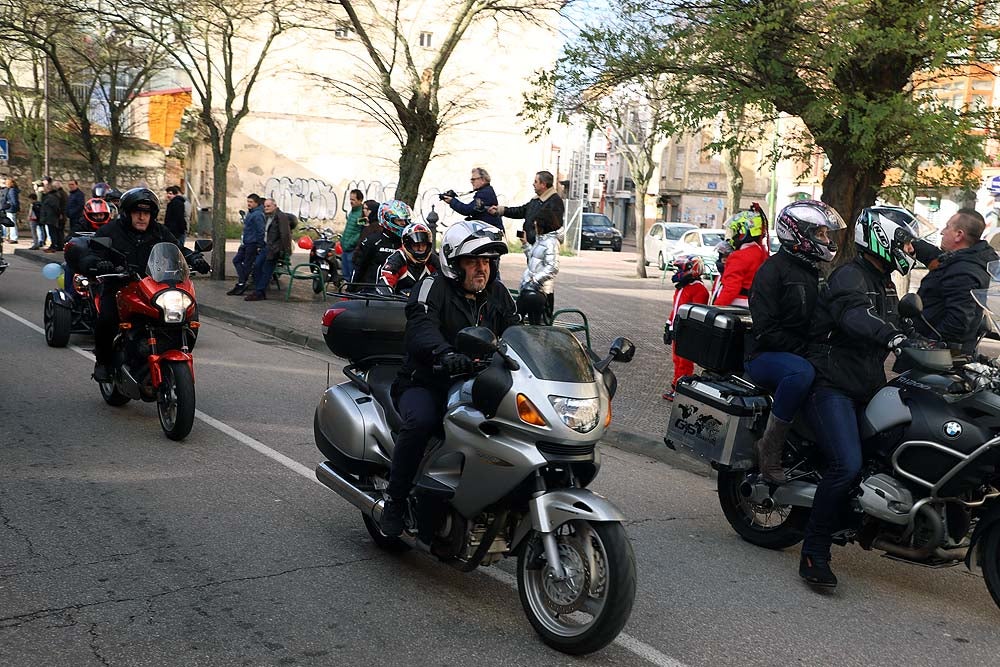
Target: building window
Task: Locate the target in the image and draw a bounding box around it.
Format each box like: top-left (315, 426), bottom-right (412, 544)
top-left (335, 22), bottom-right (352, 39)
top-left (419, 31), bottom-right (433, 47)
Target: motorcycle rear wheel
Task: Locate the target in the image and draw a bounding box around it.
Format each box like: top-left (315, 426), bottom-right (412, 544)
top-left (157, 361), bottom-right (195, 441)
top-left (44, 295), bottom-right (71, 347)
top-left (309, 265), bottom-right (325, 294)
top-left (717, 470), bottom-right (808, 550)
top-left (517, 521), bottom-right (636, 655)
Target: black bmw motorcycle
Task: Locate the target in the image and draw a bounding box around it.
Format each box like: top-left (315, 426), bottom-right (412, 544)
top-left (666, 274), bottom-right (1000, 609)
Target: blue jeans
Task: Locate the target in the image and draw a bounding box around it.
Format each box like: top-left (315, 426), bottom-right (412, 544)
top-left (252, 251), bottom-right (276, 295)
top-left (340, 248), bottom-right (354, 283)
top-left (233, 242), bottom-right (263, 285)
top-left (801, 386), bottom-right (863, 559)
top-left (745, 352), bottom-right (815, 422)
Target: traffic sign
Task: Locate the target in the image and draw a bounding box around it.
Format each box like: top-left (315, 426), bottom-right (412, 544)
top-left (987, 175), bottom-right (1000, 193)
top-left (0, 138), bottom-right (8, 163)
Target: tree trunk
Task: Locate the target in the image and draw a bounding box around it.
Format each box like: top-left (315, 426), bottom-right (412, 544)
top-left (210, 145), bottom-right (229, 280)
top-left (395, 126), bottom-right (437, 206)
top-left (722, 144), bottom-right (743, 216)
top-left (634, 179), bottom-right (649, 278)
top-left (821, 152), bottom-right (883, 267)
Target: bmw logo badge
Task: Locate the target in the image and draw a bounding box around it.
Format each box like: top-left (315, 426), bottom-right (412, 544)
top-left (943, 421), bottom-right (963, 438)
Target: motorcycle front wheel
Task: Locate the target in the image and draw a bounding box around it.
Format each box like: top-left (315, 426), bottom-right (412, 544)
top-left (978, 526), bottom-right (1000, 609)
top-left (517, 520), bottom-right (636, 655)
top-left (157, 360), bottom-right (195, 441)
top-left (717, 470), bottom-right (808, 550)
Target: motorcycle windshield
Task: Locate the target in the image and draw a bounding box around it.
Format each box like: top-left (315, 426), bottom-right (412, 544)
top-left (146, 242), bottom-right (190, 283)
top-left (503, 326), bottom-right (595, 383)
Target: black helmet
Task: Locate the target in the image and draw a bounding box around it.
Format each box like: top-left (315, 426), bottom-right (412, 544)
top-left (119, 187), bottom-right (159, 221)
top-left (106, 188), bottom-right (123, 203)
top-left (517, 285), bottom-right (547, 321)
top-left (62, 236), bottom-right (90, 273)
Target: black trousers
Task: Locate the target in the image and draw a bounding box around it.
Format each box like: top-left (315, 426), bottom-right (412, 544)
top-left (93, 283), bottom-right (121, 365)
top-left (387, 384), bottom-right (445, 500)
top-left (49, 223), bottom-right (65, 250)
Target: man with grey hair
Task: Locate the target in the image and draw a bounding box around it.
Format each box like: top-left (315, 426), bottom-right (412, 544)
top-left (244, 197), bottom-right (292, 301)
top-left (442, 167), bottom-right (502, 229)
top-left (489, 170), bottom-right (564, 244)
top-left (912, 207), bottom-right (999, 353)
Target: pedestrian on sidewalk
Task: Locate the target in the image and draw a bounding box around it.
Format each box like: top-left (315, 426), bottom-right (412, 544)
top-left (164, 185), bottom-right (188, 248)
top-left (245, 198), bottom-right (291, 301)
top-left (229, 193), bottom-right (266, 296)
top-left (442, 167), bottom-right (502, 230)
top-left (1, 177), bottom-right (20, 244)
top-left (489, 170), bottom-right (564, 245)
top-left (28, 192), bottom-right (44, 249)
top-left (41, 178), bottom-right (67, 252)
top-left (519, 207), bottom-right (561, 324)
top-left (340, 188), bottom-right (365, 282)
top-left (66, 180), bottom-right (85, 235)
top-left (662, 255), bottom-right (709, 401)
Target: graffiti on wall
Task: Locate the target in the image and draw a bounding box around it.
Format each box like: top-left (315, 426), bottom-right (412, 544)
top-left (261, 175), bottom-right (510, 227)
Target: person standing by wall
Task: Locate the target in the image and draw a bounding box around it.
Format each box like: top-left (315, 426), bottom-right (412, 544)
top-left (66, 180), bottom-right (86, 235)
top-left (27, 192), bottom-right (44, 249)
top-left (340, 188), bottom-right (365, 282)
top-left (1, 177), bottom-right (20, 244)
top-left (164, 185), bottom-right (188, 248)
top-left (228, 193), bottom-right (266, 296)
top-left (41, 179), bottom-right (66, 253)
top-left (244, 198), bottom-right (291, 301)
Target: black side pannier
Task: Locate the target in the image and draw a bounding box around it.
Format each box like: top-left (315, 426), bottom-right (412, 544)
top-left (673, 304), bottom-right (751, 375)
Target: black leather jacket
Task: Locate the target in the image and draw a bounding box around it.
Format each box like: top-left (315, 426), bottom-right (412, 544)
top-left (747, 249), bottom-right (822, 358)
top-left (353, 230), bottom-right (401, 286)
top-left (806, 256), bottom-right (901, 402)
top-left (397, 274), bottom-right (519, 390)
top-left (913, 239), bottom-right (998, 354)
top-left (73, 216), bottom-right (181, 277)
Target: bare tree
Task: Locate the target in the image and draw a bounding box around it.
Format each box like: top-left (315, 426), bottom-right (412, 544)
top-left (106, 0), bottom-right (300, 278)
top-left (0, 41), bottom-right (46, 175)
top-left (318, 0), bottom-right (562, 205)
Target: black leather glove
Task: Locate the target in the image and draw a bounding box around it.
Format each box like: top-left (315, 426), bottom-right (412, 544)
top-left (191, 256), bottom-right (211, 274)
top-left (888, 334), bottom-right (929, 352)
top-left (663, 322), bottom-right (673, 346)
top-left (95, 260), bottom-right (117, 275)
top-left (439, 352), bottom-right (474, 376)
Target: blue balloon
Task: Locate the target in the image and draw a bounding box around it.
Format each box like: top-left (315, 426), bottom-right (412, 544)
top-left (42, 262), bottom-right (62, 280)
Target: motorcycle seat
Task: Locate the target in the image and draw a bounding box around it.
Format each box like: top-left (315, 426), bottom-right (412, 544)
top-left (367, 363), bottom-right (404, 433)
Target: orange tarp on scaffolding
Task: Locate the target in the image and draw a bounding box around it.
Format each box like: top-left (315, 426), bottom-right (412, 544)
top-left (146, 90), bottom-right (192, 148)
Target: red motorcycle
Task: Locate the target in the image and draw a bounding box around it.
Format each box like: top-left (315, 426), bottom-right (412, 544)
top-left (92, 239), bottom-right (211, 440)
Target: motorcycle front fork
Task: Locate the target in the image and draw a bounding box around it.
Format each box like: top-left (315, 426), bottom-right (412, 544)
top-left (530, 469), bottom-right (595, 583)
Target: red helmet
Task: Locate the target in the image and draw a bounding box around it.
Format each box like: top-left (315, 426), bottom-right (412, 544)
top-left (297, 236), bottom-right (314, 250)
top-left (83, 198), bottom-right (111, 230)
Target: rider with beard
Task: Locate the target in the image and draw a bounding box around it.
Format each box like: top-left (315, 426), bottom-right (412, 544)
top-left (745, 201), bottom-right (845, 483)
top-left (72, 187), bottom-right (210, 382)
top-left (800, 205), bottom-right (922, 589)
top-left (380, 220), bottom-right (519, 537)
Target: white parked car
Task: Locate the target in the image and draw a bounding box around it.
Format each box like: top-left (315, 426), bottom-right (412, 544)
top-left (666, 228), bottom-right (728, 275)
top-left (644, 222), bottom-right (696, 268)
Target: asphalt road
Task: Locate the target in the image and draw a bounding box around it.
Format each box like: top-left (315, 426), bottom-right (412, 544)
top-left (3, 253), bottom-right (1000, 667)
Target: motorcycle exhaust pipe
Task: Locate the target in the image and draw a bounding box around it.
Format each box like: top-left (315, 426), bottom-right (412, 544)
top-left (315, 462), bottom-right (383, 522)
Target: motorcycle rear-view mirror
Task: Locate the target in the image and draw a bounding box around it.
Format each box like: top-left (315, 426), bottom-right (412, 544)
top-left (194, 239), bottom-right (213, 253)
top-left (898, 293), bottom-right (924, 319)
top-left (456, 326), bottom-right (498, 358)
top-left (610, 337), bottom-right (636, 362)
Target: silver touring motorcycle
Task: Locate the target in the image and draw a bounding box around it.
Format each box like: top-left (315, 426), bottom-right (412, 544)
top-left (313, 295), bottom-right (637, 654)
top-left (666, 262), bottom-right (1000, 609)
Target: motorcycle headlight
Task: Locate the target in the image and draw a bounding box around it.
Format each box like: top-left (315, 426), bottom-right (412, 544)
top-left (548, 396), bottom-right (600, 433)
top-left (154, 289), bottom-right (193, 324)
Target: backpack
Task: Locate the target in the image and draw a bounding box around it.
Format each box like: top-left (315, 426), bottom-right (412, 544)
top-left (286, 213), bottom-right (298, 230)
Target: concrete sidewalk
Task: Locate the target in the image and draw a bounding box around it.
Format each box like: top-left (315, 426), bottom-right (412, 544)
top-left (15, 241), bottom-right (706, 475)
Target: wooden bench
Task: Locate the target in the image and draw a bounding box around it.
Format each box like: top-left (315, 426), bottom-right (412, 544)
top-left (508, 288), bottom-right (592, 350)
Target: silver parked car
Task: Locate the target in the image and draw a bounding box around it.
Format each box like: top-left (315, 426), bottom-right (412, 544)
top-left (644, 222), bottom-right (696, 268)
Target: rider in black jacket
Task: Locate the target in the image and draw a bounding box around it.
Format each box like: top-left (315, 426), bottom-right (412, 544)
top-left (71, 188), bottom-right (209, 382)
top-left (351, 199), bottom-right (406, 288)
top-left (911, 208), bottom-right (998, 354)
top-left (381, 220), bottom-right (518, 536)
top-left (746, 201), bottom-right (844, 483)
top-left (799, 205), bottom-right (921, 589)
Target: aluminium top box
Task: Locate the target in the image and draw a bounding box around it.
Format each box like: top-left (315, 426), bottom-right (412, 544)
top-left (673, 304), bottom-right (751, 375)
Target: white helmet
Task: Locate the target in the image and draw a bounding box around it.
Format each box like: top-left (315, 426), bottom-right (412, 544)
top-left (854, 206), bottom-right (919, 275)
top-left (439, 220), bottom-right (507, 287)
